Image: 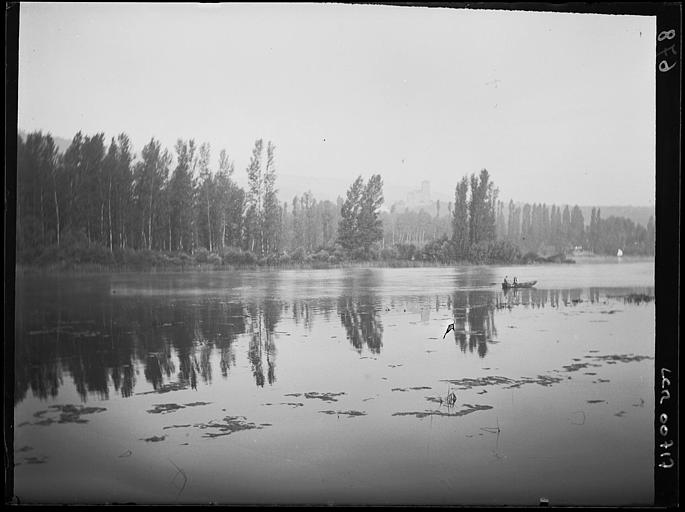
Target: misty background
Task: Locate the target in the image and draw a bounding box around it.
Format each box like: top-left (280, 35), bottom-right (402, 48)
top-left (18, 4), bottom-right (656, 208)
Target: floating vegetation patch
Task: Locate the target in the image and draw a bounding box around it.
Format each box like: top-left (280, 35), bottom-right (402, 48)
top-left (147, 403), bottom-right (185, 414)
top-left (597, 379), bottom-right (610, 383)
top-left (136, 381), bottom-right (189, 395)
top-left (193, 416), bottom-right (269, 438)
top-left (443, 374), bottom-right (563, 390)
top-left (24, 456), bottom-right (48, 464)
top-left (16, 446), bottom-right (33, 453)
top-left (600, 310), bottom-right (621, 315)
top-left (393, 404), bottom-right (493, 419)
top-left (515, 375), bottom-right (565, 388)
top-left (184, 401), bottom-right (212, 408)
top-left (441, 376), bottom-right (515, 389)
top-left (318, 410), bottom-right (367, 418)
top-left (607, 293), bottom-right (654, 304)
top-left (387, 364), bottom-right (403, 368)
top-left (118, 450), bottom-right (133, 457)
top-left (303, 392), bottom-right (346, 402)
top-left (591, 354), bottom-right (653, 363)
top-left (263, 402), bottom-right (303, 408)
top-left (25, 405), bottom-right (107, 426)
top-left (163, 424), bottom-right (192, 430)
top-left (614, 411), bottom-right (627, 417)
top-left (54, 404), bottom-right (107, 423)
top-left (140, 435), bottom-right (166, 442)
top-left (587, 400), bottom-right (606, 404)
top-left (562, 362), bottom-right (601, 372)
top-left (284, 393), bottom-right (302, 398)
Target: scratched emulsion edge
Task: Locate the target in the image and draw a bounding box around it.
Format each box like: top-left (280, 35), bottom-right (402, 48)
top-left (653, 3), bottom-right (680, 508)
top-left (5, 2), bottom-right (21, 507)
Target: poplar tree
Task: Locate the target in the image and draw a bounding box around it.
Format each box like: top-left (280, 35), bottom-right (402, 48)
top-left (337, 176), bottom-right (365, 251)
top-left (262, 141), bottom-right (280, 255)
top-left (452, 176), bottom-right (469, 258)
top-left (358, 174), bottom-right (384, 254)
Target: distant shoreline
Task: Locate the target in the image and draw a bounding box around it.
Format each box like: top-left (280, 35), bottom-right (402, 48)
top-left (15, 255), bottom-right (655, 276)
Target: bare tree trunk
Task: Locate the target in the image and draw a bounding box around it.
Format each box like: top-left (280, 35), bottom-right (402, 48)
top-left (40, 186), bottom-right (45, 244)
top-left (53, 174), bottom-right (60, 246)
top-left (108, 177), bottom-right (113, 250)
top-left (207, 190), bottom-right (212, 252)
top-left (222, 212), bottom-right (226, 250)
top-left (148, 190), bottom-right (153, 251)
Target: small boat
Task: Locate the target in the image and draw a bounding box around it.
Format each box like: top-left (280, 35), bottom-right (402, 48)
top-left (502, 280), bottom-right (537, 290)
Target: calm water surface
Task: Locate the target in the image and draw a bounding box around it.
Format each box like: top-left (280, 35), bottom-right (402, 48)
top-left (14, 261), bottom-right (655, 505)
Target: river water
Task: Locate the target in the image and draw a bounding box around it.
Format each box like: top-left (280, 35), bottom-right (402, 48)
top-left (13, 260), bottom-right (655, 505)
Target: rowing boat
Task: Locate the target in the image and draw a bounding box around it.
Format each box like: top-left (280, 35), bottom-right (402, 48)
top-left (502, 280), bottom-right (537, 289)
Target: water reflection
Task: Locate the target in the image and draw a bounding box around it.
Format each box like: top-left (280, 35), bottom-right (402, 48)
top-left (247, 298), bottom-right (281, 387)
top-left (337, 270), bottom-right (383, 354)
top-left (14, 273), bottom-right (654, 405)
top-left (449, 289), bottom-right (497, 358)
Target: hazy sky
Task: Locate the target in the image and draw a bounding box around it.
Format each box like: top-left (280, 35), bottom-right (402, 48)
top-left (18, 3), bottom-right (656, 207)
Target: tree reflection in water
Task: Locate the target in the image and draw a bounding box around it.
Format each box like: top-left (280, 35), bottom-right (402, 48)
top-left (337, 270), bottom-right (383, 355)
top-left (247, 297), bottom-right (281, 387)
top-left (450, 289), bottom-right (497, 358)
top-left (15, 280), bottom-right (257, 403)
top-left (16, 273), bottom-right (653, 405)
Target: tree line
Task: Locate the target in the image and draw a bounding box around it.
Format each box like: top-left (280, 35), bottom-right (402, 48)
top-left (16, 130), bottom-right (654, 268)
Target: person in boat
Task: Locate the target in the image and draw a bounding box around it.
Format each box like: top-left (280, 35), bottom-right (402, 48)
top-left (513, 277), bottom-right (518, 285)
top-left (503, 276), bottom-right (509, 286)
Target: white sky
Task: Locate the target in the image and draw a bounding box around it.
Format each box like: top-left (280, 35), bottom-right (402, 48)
top-left (18, 3), bottom-right (656, 207)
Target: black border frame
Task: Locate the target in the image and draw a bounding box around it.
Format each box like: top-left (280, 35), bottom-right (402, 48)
top-left (4, 2), bottom-right (680, 508)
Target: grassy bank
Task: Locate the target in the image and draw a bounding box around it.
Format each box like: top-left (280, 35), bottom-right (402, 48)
top-left (15, 258), bottom-right (476, 276)
top-left (17, 238), bottom-right (643, 276)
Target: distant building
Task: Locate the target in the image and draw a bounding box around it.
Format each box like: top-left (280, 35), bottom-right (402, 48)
top-left (406, 180), bottom-right (431, 207)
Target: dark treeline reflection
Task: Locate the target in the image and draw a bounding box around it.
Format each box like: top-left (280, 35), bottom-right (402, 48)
top-left (337, 270), bottom-right (384, 354)
top-left (449, 290), bottom-right (497, 358)
top-left (15, 274), bottom-right (288, 403)
top-left (446, 268), bottom-right (498, 357)
top-left (15, 274), bottom-right (653, 404)
top-left (15, 272), bottom-right (383, 404)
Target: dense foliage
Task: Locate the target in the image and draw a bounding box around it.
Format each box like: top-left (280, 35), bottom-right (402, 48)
top-left (16, 130), bottom-right (654, 269)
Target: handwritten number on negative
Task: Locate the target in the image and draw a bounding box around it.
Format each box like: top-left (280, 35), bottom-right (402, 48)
top-left (659, 60), bottom-right (676, 73)
top-left (657, 30), bottom-right (678, 73)
top-left (658, 30), bottom-right (676, 41)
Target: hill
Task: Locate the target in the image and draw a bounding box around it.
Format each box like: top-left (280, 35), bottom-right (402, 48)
top-left (18, 129), bottom-right (72, 155)
top-left (578, 205), bottom-right (654, 228)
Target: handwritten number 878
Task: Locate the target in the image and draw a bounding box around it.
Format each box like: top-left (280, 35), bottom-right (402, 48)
top-left (657, 30), bottom-right (677, 72)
